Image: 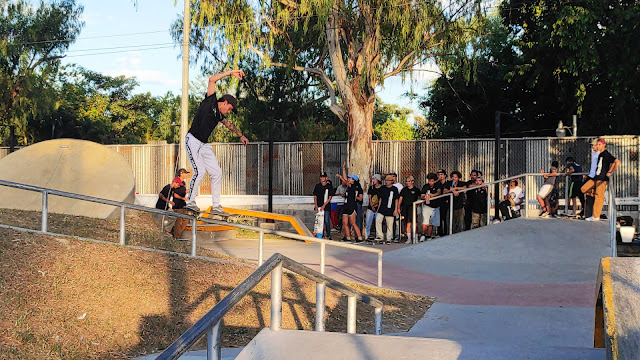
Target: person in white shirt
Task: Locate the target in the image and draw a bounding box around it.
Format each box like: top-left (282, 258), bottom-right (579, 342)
top-left (498, 179), bottom-right (524, 220)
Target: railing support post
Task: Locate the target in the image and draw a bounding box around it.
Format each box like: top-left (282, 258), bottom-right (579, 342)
top-left (347, 295), bottom-right (357, 334)
top-left (270, 262), bottom-right (283, 331)
top-left (374, 306), bottom-right (383, 335)
top-left (377, 252), bottom-right (383, 287)
top-left (206, 321), bottom-right (221, 360)
top-left (320, 241), bottom-right (326, 275)
top-left (487, 186), bottom-right (492, 225)
top-left (412, 203), bottom-right (417, 244)
top-left (41, 190), bottom-right (48, 232)
top-left (315, 281), bottom-right (326, 332)
top-left (258, 231), bottom-right (264, 265)
top-left (191, 218), bottom-right (197, 257)
top-left (119, 205), bottom-right (126, 246)
top-left (524, 175), bottom-right (529, 218)
top-left (448, 194), bottom-right (453, 235)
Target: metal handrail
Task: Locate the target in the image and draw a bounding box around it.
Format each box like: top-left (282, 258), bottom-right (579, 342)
top-left (0, 179), bottom-right (383, 286)
top-left (156, 253), bottom-right (384, 360)
top-left (410, 172), bottom-right (592, 243)
top-left (608, 178), bottom-right (617, 257)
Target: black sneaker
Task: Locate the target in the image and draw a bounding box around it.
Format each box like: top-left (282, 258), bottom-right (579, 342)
top-left (354, 238), bottom-right (364, 244)
top-left (341, 236), bottom-right (348, 242)
top-left (539, 211), bottom-right (548, 217)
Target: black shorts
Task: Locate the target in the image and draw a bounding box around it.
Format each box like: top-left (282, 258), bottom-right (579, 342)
top-left (568, 181), bottom-right (583, 198)
top-left (400, 207), bottom-right (414, 221)
top-left (342, 203), bottom-right (357, 216)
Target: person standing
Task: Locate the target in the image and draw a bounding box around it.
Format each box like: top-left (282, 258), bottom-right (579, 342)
top-left (420, 172), bottom-right (441, 241)
top-left (171, 177), bottom-right (189, 239)
top-left (536, 161), bottom-right (558, 217)
top-left (470, 177), bottom-right (488, 228)
top-left (443, 171), bottom-right (466, 234)
top-left (313, 172), bottom-right (335, 239)
top-left (464, 170), bottom-right (479, 230)
top-left (391, 172), bottom-right (403, 242)
top-left (375, 175), bottom-right (400, 244)
top-left (564, 157), bottom-right (585, 217)
top-left (581, 138), bottom-right (620, 221)
top-left (336, 162), bottom-right (364, 242)
top-left (184, 70), bottom-right (249, 216)
top-left (583, 139), bottom-right (602, 218)
top-left (399, 176), bottom-right (421, 243)
top-left (436, 169), bottom-right (449, 236)
top-left (364, 174), bottom-right (383, 240)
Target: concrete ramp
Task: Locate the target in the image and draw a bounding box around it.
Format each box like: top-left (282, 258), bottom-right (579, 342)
top-left (236, 329), bottom-right (605, 360)
top-left (0, 139), bottom-right (135, 219)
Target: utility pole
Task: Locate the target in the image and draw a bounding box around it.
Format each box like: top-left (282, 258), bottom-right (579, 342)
top-left (179, 0), bottom-right (190, 169)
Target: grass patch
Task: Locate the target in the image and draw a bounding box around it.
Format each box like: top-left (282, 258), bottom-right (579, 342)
top-left (0, 227), bottom-right (434, 359)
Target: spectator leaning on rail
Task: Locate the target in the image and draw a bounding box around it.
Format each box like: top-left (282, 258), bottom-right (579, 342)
top-left (470, 176), bottom-right (488, 229)
top-left (464, 170), bottom-right (479, 230)
top-left (313, 172), bottom-right (335, 240)
top-left (536, 160), bottom-right (558, 217)
top-left (364, 174), bottom-right (383, 240)
top-left (580, 138), bottom-right (620, 221)
top-left (375, 174), bottom-right (400, 244)
top-left (498, 179), bottom-right (524, 221)
top-left (564, 157), bottom-right (585, 217)
top-left (436, 169), bottom-right (449, 236)
top-left (420, 172), bottom-right (441, 241)
top-left (399, 175), bottom-right (422, 243)
top-left (443, 171), bottom-right (466, 234)
top-left (583, 139), bottom-right (601, 218)
top-left (390, 172), bottom-right (403, 242)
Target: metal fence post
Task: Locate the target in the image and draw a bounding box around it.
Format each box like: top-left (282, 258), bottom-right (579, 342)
top-left (259, 231), bottom-right (264, 266)
top-left (119, 206), bottom-right (127, 245)
top-left (412, 203), bottom-right (417, 244)
top-left (374, 306), bottom-right (383, 335)
top-left (41, 190), bottom-right (48, 232)
top-left (523, 175), bottom-right (529, 218)
top-left (191, 218), bottom-right (197, 257)
top-left (347, 295), bottom-right (357, 334)
top-left (487, 186), bottom-right (492, 225)
top-left (320, 241), bottom-right (326, 275)
top-left (270, 262), bottom-right (283, 331)
top-left (206, 321), bottom-right (221, 360)
top-left (448, 194), bottom-right (453, 235)
top-left (315, 281), bottom-right (326, 332)
top-left (564, 175), bottom-right (570, 215)
top-left (377, 251), bottom-right (383, 287)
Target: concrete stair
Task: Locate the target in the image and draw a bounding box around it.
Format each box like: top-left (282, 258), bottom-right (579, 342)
top-left (234, 329), bottom-right (604, 360)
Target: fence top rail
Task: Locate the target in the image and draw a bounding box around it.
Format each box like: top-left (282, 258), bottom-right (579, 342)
top-left (0, 179), bottom-right (382, 255)
top-left (156, 253), bottom-right (383, 360)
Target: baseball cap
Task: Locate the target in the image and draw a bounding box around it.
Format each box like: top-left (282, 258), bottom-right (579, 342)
top-left (347, 174), bottom-right (359, 181)
top-left (372, 174), bottom-right (382, 182)
top-left (177, 168), bottom-right (190, 175)
top-left (172, 176), bottom-right (182, 184)
top-left (436, 169), bottom-right (446, 174)
top-left (385, 174), bottom-right (394, 181)
top-left (320, 172), bottom-right (328, 177)
top-left (596, 137), bottom-right (606, 145)
top-left (220, 94), bottom-right (238, 113)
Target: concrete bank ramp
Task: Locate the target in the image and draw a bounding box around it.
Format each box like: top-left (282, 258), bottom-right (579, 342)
top-left (0, 139), bottom-right (135, 219)
top-left (235, 329), bottom-right (604, 360)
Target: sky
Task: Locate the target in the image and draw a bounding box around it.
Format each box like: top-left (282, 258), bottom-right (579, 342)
top-left (61, 0), bottom-right (438, 117)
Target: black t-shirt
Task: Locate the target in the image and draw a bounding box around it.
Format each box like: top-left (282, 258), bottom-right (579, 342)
top-left (594, 150), bottom-right (617, 181)
top-left (444, 180), bottom-right (465, 210)
top-left (173, 185), bottom-right (187, 209)
top-left (155, 184), bottom-right (173, 210)
top-left (313, 182), bottom-right (335, 207)
top-left (344, 183), bottom-right (363, 207)
top-left (470, 188), bottom-right (488, 214)
top-left (368, 185), bottom-right (381, 210)
top-left (567, 162), bottom-right (583, 182)
top-left (399, 186), bottom-right (421, 209)
top-left (421, 183), bottom-right (440, 208)
top-left (188, 92), bottom-right (223, 143)
top-left (436, 180), bottom-right (448, 209)
top-left (377, 185), bottom-right (399, 216)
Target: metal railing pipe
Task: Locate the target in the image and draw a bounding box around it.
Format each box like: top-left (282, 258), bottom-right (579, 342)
top-left (487, 186), bottom-right (492, 225)
top-left (191, 218), bottom-right (197, 257)
top-left (315, 282), bottom-right (326, 332)
top-left (377, 252), bottom-right (383, 287)
top-left (374, 306), bottom-right (383, 335)
top-left (320, 241), bottom-right (326, 274)
top-left (206, 321), bottom-right (221, 360)
top-left (258, 231), bottom-right (264, 266)
top-left (412, 203), bottom-right (417, 244)
top-left (448, 193), bottom-right (453, 235)
top-left (41, 190), bottom-right (48, 232)
top-left (347, 295), bottom-right (357, 334)
top-left (270, 261), bottom-right (283, 331)
top-left (119, 206), bottom-right (126, 246)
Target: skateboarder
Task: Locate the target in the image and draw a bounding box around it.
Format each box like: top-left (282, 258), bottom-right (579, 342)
top-left (184, 70), bottom-right (249, 216)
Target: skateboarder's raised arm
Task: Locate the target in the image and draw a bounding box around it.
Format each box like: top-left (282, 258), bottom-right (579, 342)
top-left (207, 70), bottom-right (245, 97)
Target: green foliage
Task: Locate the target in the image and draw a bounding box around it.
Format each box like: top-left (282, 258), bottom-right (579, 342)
top-left (372, 99), bottom-right (414, 140)
top-left (0, 0), bottom-right (84, 145)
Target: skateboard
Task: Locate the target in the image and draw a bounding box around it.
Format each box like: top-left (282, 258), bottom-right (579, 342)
top-left (313, 210), bottom-right (324, 238)
top-left (185, 209), bottom-right (232, 222)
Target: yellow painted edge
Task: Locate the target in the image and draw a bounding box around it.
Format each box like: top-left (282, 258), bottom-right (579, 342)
top-left (602, 257), bottom-right (618, 359)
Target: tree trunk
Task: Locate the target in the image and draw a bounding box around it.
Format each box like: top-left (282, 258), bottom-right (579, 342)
top-left (346, 101), bottom-right (374, 191)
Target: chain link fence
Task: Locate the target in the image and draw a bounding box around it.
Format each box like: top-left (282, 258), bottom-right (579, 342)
top-left (1, 136), bottom-right (638, 200)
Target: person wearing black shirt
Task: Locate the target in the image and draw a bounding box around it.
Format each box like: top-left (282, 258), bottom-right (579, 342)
top-left (336, 162), bottom-right (364, 242)
top-left (581, 138), bottom-right (620, 221)
top-left (435, 169), bottom-right (449, 236)
top-left (375, 175), bottom-right (400, 244)
top-left (313, 172), bottom-right (335, 239)
top-left (420, 173), bottom-right (441, 241)
top-left (464, 170), bottom-right (479, 230)
top-left (399, 176), bottom-right (422, 243)
top-left (443, 171), bottom-right (466, 234)
top-left (184, 70), bottom-right (249, 216)
top-left (564, 157), bottom-right (585, 217)
top-left (470, 177), bottom-right (488, 228)
top-left (364, 174), bottom-right (383, 240)
top-left (171, 178), bottom-right (189, 239)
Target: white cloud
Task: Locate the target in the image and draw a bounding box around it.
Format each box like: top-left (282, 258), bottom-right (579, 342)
top-left (115, 52), bottom-right (143, 67)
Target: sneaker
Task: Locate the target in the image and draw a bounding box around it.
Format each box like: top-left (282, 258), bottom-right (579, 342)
top-left (539, 211), bottom-right (548, 217)
top-left (341, 236), bottom-right (348, 242)
top-left (185, 203), bottom-right (201, 213)
top-left (550, 214), bottom-right (558, 218)
top-left (374, 238), bottom-right (383, 244)
top-left (419, 235), bottom-right (426, 242)
top-left (404, 238), bottom-right (412, 244)
top-left (354, 237), bottom-right (364, 244)
top-left (210, 205), bottom-right (230, 217)
top-left (585, 217), bottom-right (595, 221)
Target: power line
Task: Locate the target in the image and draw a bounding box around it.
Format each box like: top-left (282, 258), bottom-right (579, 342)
top-left (66, 42), bottom-right (174, 53)
top-left (64, 45), bottom-right (175, 58)
top-left (9, 29), bottom-right (170, 46)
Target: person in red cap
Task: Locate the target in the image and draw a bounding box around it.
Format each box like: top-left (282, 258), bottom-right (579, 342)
top-left (580, 138), bottom-right (620, 221)
top-left (185, 70), bottom-right (249, 216)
